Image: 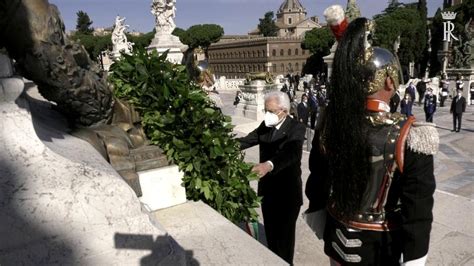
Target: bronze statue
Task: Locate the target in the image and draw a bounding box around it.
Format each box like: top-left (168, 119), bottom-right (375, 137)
top-left (245, 72), bottom-right (274, 85)
top-left (0, 0), bottom-right (167, 196)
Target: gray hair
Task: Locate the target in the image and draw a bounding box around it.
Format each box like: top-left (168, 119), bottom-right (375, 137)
top-left (264, 91), bottom-right (290, 112)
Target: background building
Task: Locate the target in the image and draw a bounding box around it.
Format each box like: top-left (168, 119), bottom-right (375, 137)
top-left (208, 37), bottom-right (310, 78)
top-left (275, 0), bottom-right (321, 37)
top-left (208, 0), bottom-right (319, 78)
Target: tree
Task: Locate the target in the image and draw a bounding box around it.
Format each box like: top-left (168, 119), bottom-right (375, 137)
top-left (373, 5), bottom-right (426, 71)
top-left (178, 24), bottom-right (224, 57)
top-left (127, 30), bottom-right (155, 50)
top-left (301, 27), bottom-right (335, 55)
top-left (258, 11), bottom-right (278, 37)
top-left (417, 0), bottom-right (429, 77)
top-left (301, 27), bottom-right (335, 76)
top-left (172, 27), bottom-right (186, 39)
top-left (76, 10), bottom-right (94, 35)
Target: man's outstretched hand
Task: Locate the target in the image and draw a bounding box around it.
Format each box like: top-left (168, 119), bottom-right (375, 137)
top-left (251, 162), bottom-right (272, 178)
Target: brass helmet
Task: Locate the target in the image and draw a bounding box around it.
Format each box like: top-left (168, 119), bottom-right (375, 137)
top-left (361, 21), bottom-right (403, 95)
top-left (364, 47), bottom-right (402, 95)
top-left (324, 5), bottom-right (403, 96)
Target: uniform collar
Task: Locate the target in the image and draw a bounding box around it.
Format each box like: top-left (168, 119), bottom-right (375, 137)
top-left (366, 99), bottom-right (390, 113)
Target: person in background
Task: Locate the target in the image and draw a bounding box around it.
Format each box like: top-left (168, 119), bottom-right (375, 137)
top-left (308, 87), bottom-right (319, 129)
top-left (294, 72), bottom-right (301, 91)
top-left (450, 89), bottom-right (466, 132)
top-left (400, 93), bottom-right (413, 117)
top-left (280, 80), bottom-right (289, 93)
top-left (306, 13), bottom-right (438, 265)
top-left (390, 89), bottom-right (401, 113)
top-left (405, 82), bottom-right (416, 104)
top-left (424, 87), bottom-right (437, 122)
top-left (417, 79), bottom-right (428, 104)
top-left (439, 73), bottom-right (450, 107)
top-left (290, 96), bottom-right (298, 120)
top-left (233, 91), bottom-right (242, 107)
top-left (238, 91), bottom-right (305, 264)
top-left (297, 94), bottom-right (310, 126)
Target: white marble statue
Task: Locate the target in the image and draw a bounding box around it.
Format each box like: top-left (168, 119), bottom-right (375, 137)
top-left (151, 0), bottom-right (176, 34)
top-left (111, 16), bottom-right (134, 59)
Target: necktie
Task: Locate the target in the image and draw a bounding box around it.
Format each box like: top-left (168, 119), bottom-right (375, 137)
top-left (270, 127), bottom-right (278, 141)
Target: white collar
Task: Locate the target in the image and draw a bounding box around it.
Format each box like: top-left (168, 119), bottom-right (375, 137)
top-left (275, 116), bottom-right (287, 130)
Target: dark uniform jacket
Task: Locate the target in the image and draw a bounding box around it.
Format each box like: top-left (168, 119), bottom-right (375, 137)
top-left (239, 117), bottom-right (305, 208)
top-left (424, 94), bottom-right (437, 114)
top-left (306, 113), bottom-right (439, 264)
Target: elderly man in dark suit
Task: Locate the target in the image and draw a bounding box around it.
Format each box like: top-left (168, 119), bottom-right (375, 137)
top-left (450, 89), bottom-right (467, 132)
top-left (238, 91), bottom-right (306, 264)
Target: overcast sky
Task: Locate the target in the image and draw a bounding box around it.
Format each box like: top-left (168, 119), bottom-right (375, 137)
top-left (49, 0), bottom-right (444, 34)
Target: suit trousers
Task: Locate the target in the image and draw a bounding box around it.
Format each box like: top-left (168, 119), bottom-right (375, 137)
top-left (262, 200), bottom-right (301, 264)
top-left (453, 113), bottom-right (462, 131)
top-left (425, 112), bottom-right (434, 123)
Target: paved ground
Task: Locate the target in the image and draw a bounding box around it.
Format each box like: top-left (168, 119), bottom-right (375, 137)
top-left (218, 89), bottom-right (474, 265)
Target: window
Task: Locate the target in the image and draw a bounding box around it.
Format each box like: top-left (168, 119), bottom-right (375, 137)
top-left (288, 63), bottom-right (292, 72)
top-left (272, 49), bottom-right (276, 56)
top-left (257, 51), bottom-right (261, 58)
top-left (262, 50), bottom-right (266, 57)
top-left (302, 49), bottom-right (306, 55)
top-left (288, 18), bottom-right (292, 25)
top-left (281, 63), bottom-right (285, 72)
top-left (253, 65), bottom-right (256, 72)
top-left (273, 64), bottom-right (277, 72)
top-left (295, 49), bottom-right (299, 55)
top-left (295, 63), bottom-right (299, 71)
top-left (258, 65), bottom-right (261, 72)
top-left (288, 49), bottom-right (292, 56)
top-left (253, 51), bottom-right (256, 58)
top-left (280, 49), bottom-right (284, 56)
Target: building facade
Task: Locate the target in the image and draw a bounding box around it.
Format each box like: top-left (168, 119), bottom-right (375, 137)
top-left (207, 0), bottom-right (321, 79)
top-left (208, 37), bottom-right (310, 79)
top-left (275, 0), bottom-right (321, 37)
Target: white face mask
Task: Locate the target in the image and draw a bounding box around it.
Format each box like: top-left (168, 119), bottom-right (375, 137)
top-left (264, 111), bottom-right (282, 127)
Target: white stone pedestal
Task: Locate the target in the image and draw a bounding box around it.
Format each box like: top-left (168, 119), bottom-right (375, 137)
top-left (138, 165), bottom-right (186, 212)
top-left (323, 42), bottom-right (337, 81)
top-left (147, 33), bottom-right (187, 64)
top-left (235, 80), bottom-right (278, 120)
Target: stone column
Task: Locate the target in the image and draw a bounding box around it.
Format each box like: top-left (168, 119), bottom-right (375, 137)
top-left (323, 43), bottom-right (337, 81)
top-left (235, 80), bottom-right (278, 121)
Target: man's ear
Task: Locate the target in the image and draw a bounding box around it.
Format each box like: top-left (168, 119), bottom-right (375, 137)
top-left (385, 76), bottom-right (394, 91)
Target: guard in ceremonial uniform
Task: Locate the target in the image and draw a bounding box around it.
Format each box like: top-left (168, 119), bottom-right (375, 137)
top-left (306, 8), bottom-right (439, 265)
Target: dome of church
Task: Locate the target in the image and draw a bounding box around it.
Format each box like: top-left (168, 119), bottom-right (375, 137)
top-left (278, 0), bottom-right (305, 13)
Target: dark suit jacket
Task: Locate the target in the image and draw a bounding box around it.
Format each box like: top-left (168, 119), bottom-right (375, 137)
top-left (450, 96), bottom-right (466, 114)
top-left (297, 102), bottom-right (310, 125)
top-left (238, 117), bottom-right (306, 208)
